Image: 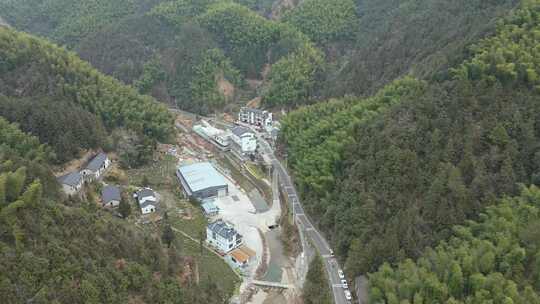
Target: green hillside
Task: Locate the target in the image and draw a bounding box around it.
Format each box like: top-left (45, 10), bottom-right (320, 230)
top-left (369, 186), bottom-right (540, 303)
top-left (0, 27), bottom-right (174, 163)
top-left (280, 0), bottom-right (540, 286)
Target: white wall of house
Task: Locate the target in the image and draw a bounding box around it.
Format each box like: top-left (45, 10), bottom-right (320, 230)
top-left (139, 195), bottom-right (157, 204)
top-left (231, 133), bottom-right (257, 154)
top-left (141, 204), bottom-right (156, 214)
top-left (61, 183), bottom-right (81, 196)
top-left (206, 227), bottom-right (242, 253)
top-left (104, 200), bottom-right (120, 208)
top-left (95, 158), bottom-right (111, 179)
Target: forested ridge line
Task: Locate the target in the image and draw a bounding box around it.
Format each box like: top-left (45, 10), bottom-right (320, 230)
top-left (280, 0), bottom-right (540, 292)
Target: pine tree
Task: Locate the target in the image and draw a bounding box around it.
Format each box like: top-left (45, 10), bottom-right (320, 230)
top-left (118, 198), bottom-right (131, 218)
top-left (162, 224), bottom-right (175, 248)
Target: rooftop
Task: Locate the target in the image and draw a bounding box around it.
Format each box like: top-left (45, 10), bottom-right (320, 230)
top-left (57, 171), bottom-right (82, 187)
top-left (102, 185), bottom-right (121, 203)
top-left (208, 220), bottom-right (240, 241)
top-left (178, 162), bottom-right (227, 193)
top-left (231, 126), bottom-right (252, 137)
top-left (86, 152), bottom-right (108, 172)
top-left (202, 200), bottom-right (219, 214)
top-left (230, 248), bottom-right (250, 263)
top-left (240, 107), bottom-right (265, 115)
top-left (137, 188), bottom-right (155, 199)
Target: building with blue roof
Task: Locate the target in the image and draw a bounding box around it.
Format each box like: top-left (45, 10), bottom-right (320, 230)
top-left (176, 162), bottom-right (228, 200)
top-left (201, 200), bottom-right (219, 216)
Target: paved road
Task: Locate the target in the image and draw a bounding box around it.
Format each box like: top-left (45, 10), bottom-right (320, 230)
top-left (257, 136), bottom-right (351, 304)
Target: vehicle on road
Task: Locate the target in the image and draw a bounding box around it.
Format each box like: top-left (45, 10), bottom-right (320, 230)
top-left (345, 290), bottom-right (352, 300)
top-left (341, 279), bottom-right (348, 289)
top-left (338, 269), bottom-right (345, 279)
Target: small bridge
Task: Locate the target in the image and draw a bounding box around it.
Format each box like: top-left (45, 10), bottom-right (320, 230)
top-left (251, 280), bottom-right (291, 289)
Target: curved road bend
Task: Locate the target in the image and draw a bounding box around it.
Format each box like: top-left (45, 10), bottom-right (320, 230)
top-left (257, 136), bottom-right (351, 304)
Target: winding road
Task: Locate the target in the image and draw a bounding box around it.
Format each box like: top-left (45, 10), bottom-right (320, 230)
top-left (257, 135), bottom-right (352, 304)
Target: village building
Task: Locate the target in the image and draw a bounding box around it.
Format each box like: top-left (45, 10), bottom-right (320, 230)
top-left (201, 200), bottom-right (219, 217)
top-left (57, 172), bottom-right (83, 196)
top-left (230, 126), bottom-right (257, 159)
top-left (81, 152), bottom-right (111, 182)
top-left (192, 121), bottom-right (231, 151)
top-left (101, 185), bottom-right (121, 208)
top-left (135, 188), bottom-right (158, 215)
top-left (228, 246), bottom-right (255, 268)
top-left (176, 162), bottom-right (228, 200)
top-left (206, 220), bottom-right (243, 253)
top-left (238, 107), bottom-right (273, 132)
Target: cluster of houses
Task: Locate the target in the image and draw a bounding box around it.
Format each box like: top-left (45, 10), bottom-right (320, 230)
top-left (176, 161), bottom-right (254, 268)
top-left (57, 152), bottom-right (111, 196)
top-left (192, 106), bottom-right (277, 162)
top-left (57, 152), bottom-right (159, 216)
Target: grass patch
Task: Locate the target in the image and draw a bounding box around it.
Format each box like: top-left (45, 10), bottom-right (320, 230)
top-left (175, 232), bottom-right (240, 296)
top-left (124, 155), bottom-right (240, 296)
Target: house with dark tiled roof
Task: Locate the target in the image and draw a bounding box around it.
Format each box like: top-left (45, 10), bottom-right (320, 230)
top-left (206, 220), bottom-right (242, 253)
top-left (81, 152), bottom-right (110, 181)
top-left (134, 188), bottom-right (158, 215)
top-left (102, 185), bottom-right (121, 208)
top-left (57, 172), bottom-right (83, 196)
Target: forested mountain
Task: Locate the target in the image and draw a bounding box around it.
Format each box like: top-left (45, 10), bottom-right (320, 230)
top-left (0, 0), bottom-right (326, 113)
top-left (0, 27), bottom-right (174, 163)
top-left (322, 0), bottom-right (520, 98)
top-left (0, 119), bottom-right (231, 303)
top-left (280, 0), bottom-right (540, 291)
top-left (369, 186), bottom-right (540, 303)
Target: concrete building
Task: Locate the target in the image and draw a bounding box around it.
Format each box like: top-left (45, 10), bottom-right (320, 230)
top-left (81, 152), bottom-right (111, 181)
top-left (193, 121), bottom-right (231, 151)
top-left (201, 200), bottom-right (219, 217)
top-left (206, 220), bottom-right (242, 253)
top-left (102, 185), bottom-right (121, 208)
top-left (57, 172), bottom-right (83, 196)
top-left (228, 246), bottom-right (255, 268)
top-left (230, 126), bottom-right (257, 158)
top-left (135, 188), bottom-right (158, 215)
top-left (176, 162), bottom-right (228, 200)
top-left (238, 107), bottom-right (273, 132)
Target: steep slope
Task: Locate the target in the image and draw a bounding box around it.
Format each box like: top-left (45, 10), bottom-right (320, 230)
top-left (322, 0), bottom-right (519, 98)
top-left (280, 0), bottom-right (540, 279)
top-left (0, 27), bottom-right (174, 162)
top-left (369, 186), bottom-right (540, 303)
top-left (0, 119), bottom-right (234, 304)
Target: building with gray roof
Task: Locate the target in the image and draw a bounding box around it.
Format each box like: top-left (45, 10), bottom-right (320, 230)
top-left (135, 188), bottom-right (158, 214)
top-left (102, 185), bottom-right (121, 208)
top-left (57, 172), bottom-right (83, 196)
top-left (176, 162), bottom-right (228, 200)
top-left (81, 152), bottom-right (111, 181)
top-left (206, 220), bottom-right (242, 253)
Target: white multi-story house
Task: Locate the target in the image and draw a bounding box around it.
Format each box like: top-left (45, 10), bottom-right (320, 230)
top-left (230, 126), bottom-right (257, 158)
top-left (238, 107), bottom-right (273, 132)
top-left (206, 220), bottom-right (242, 253)
top-left (81, 152), bottom-right (111, 182)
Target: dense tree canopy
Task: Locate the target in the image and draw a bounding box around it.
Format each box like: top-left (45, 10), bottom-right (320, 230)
top-left (283, 0), bottom-right (358, 44)
top-left (369, 186), bottom-right (540, 303)
top-left (0, 110), bottom-right (236, 304)
top-left (0, 96), bottom-right (107, 163)
top-left (323, 0), bottom-right (519, 98)
top-left (280, 0), bottom-right (540, 282)
top-left (0, 27), bottom-right (174, 143)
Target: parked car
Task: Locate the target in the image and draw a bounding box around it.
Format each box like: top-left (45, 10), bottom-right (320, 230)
top-left (344, 290), bottom-right (352, 300)
top-left (341, 279), bottom-right (348, 289)
top-left (338, 269), bottom-right (345, 279)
